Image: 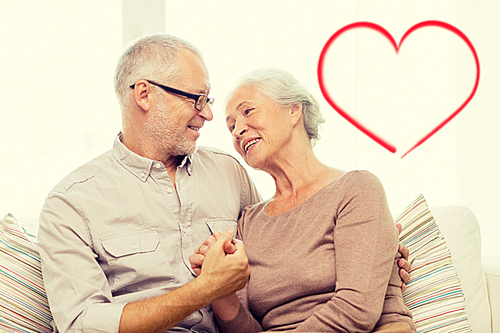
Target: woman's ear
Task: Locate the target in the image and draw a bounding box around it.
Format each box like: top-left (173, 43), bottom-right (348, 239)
top-left (290, 103), bottom-right (303, 127)
top-left (132, 80), bottom-right (153, 112)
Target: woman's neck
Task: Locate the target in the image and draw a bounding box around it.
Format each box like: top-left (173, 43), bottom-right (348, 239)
top-left (264, 145), bottom-right (343, 216)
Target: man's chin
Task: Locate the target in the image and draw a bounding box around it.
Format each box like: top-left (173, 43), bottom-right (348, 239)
top-left (188, 145), bottom-right (198, 155)
top-left (181, 141), bottom-right (198, 156)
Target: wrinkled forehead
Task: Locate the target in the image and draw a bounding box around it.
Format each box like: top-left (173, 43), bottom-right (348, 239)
top-left (225, 85), bottom-right (262, 115)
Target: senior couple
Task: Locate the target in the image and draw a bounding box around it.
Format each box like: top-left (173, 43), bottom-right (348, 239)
top-left (38, 34), bottom-right (416, 333)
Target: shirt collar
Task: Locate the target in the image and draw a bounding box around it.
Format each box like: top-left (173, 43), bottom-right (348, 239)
top-left (112, 132), bottom-right (193, 181)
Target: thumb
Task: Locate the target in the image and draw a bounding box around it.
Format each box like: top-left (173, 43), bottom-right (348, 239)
top-left (223, 239), bottom-right (237, 254)
top-left (207, 230), bottom-right (234, 258)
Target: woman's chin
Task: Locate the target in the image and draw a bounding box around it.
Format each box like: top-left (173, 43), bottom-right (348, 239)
top-left (245, 156), bottom-right (264, 170)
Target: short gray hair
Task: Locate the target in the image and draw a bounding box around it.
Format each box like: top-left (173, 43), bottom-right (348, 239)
top-left (114, 34), bottom-right (204, 111)
top-left (228, 68), bottom-right (325, 145)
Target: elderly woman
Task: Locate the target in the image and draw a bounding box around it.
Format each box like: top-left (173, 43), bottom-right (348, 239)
top-left (192, 68), bottom-right (415, 333)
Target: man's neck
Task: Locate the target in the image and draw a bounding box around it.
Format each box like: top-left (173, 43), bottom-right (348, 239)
top-left (121, 131), bottom-right (184, 188)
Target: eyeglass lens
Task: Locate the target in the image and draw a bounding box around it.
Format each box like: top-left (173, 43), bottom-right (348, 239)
top-left (195, 96), bottom-right (207, 111)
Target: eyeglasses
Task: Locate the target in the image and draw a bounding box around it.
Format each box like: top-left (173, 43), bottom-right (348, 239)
top-left (130, 80), bottom-right (214, 111)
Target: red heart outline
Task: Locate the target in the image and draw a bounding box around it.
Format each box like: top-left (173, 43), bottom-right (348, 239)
top-left (317, 21), bottom-right (480, 157)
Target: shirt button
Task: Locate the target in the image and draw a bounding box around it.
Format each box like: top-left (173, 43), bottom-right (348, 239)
top-left (188, 167), bottom-right (192, 173)
top-left (155, 162), bottom-right (162, 168)
top-left (166, 188), bottom-right (173, 194)
top-left (140, 172), bottom-right (146, 178)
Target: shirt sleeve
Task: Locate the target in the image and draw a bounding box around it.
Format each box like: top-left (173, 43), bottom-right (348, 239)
top-left (240, 166), bottom-right (262, 209)
top-left (294, 171), bottom-right (399, 332)
top-left (38, 191), bottom-right (126, 333)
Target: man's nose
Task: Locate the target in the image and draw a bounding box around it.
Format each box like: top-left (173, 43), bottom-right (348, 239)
top-left (199, 103), bottom-right (213, 121)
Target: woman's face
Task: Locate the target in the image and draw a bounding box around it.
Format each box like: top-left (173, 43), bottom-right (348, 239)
top-left (225, 87), bottom-right (292, 170)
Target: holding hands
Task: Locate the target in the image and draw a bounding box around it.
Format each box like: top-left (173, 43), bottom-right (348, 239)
top-left (190, 228), bottom-right (250, 300)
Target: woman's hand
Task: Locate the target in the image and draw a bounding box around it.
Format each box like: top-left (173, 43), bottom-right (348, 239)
top-left (396, 223), bottom-right (412, 292)
top-left (190, 229), bottom-right (238, 276)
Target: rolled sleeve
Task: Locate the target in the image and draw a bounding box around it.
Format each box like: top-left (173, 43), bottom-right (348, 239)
top-left (82, 303), bottom-right (126, 332)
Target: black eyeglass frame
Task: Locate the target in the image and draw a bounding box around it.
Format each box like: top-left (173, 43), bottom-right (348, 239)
top-left (130, 80), bottom-right (214, 111)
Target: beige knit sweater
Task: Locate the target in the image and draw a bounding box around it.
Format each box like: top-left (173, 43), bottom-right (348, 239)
top-left (216, 170), bottom-right (415, 333)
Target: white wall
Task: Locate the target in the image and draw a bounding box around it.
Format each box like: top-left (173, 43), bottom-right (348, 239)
top-left (1, 1), bottom-right (498, 256)
top-left (0, 1), bottom-right (122, 215)
top-left (164, 1), bottom-right (500, 256)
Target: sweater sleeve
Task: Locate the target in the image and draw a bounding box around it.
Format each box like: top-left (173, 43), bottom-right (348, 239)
top-left (294, 171), bottom-right (399, 332)
top-left (215, 206), bottom-right (264, 333)
top-left (214, 289), bottom-right (263, 333)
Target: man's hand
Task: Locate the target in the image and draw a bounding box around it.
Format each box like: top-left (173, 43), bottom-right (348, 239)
top-left (119, 229), bottom-right (247, 333)
top-left (190, 229), bottom-right (238, 275)
top-left (396, 223), bottom-right (411, 292)
top-left (194, 229), bottom-right (250, 299)
top-left (190, 234), bottom-right (216, 275)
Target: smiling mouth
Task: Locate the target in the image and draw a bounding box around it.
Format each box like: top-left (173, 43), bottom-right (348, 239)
top-left (244, 138), bottom-right (260, 152)
top-left (188, 126), bottom-right (200, 131)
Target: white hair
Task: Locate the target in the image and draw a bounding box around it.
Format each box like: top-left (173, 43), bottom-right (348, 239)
top-left (228, 68), bottom-right (325, 146)
top-left (113, 34), bottom-right (204, 112)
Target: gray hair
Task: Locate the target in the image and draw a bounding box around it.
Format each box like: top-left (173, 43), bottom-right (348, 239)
top-left (228, 68), bottom-right (325, 146)
top-left (114, 34), bottom-right (204, 111)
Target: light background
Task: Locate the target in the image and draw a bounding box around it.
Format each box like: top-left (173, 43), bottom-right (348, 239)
top-left (1, 1), bottom-right (499, 256)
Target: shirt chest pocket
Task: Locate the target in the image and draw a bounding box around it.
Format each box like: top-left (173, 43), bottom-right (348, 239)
top-left (205, 219), bottom-right (238, 235)
top-left (101, 229), bottom-right (175, 292)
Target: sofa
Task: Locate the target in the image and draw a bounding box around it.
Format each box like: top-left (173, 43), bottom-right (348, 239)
top-left (428, 205), bottom-right (499, 333)
top-left (1, 195), bottom-right (499, 333)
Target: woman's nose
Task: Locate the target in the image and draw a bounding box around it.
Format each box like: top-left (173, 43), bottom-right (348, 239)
top-left (233, 122), bottom-right (247, 138)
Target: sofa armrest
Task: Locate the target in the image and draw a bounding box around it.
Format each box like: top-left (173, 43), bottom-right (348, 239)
top-left (483, 255), bottom-right (500, 333)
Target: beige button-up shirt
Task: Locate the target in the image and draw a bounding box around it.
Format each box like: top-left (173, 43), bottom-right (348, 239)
top-left (38, 134), bottom-right (261, 333)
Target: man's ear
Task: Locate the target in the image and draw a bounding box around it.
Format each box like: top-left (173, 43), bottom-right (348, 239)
top-left (132, 80), bottom-right (153, 112)
top-left (290, 103), bottom-right (303, 127)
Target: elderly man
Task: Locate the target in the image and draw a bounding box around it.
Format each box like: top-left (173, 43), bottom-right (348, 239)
top-left (38, 34), bottom-right (260, 333)
top-left (38, 34), bottom-right (410, 333)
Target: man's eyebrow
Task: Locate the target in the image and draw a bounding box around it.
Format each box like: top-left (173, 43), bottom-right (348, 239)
top-left (198, 87), bottom-right (210, 94)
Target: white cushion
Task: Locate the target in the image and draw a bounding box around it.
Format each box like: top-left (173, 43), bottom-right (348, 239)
top-left (430, 206), bottom-right (492, 333)
top-left (396, 195), bottom-right (472, 332)
top-left (483, 255), bottom-right (500, 333)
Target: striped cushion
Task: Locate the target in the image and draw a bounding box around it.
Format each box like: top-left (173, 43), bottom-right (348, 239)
top-left (0, 214), bottom-right (53, 332)
top-left (396, 195), bottom-right (471, 333)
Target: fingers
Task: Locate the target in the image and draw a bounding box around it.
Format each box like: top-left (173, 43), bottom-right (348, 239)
top-left (205, 229), bottom-right (236, 259)
top-left (395, 223), bottom-right (402, 235)
top-left (398, 258), bottom-right (411, 280)
top-left (223, 239), bottom-right (237, 254)
top-left (190, 253), bottom-right (205, 267)
top-left (212, 228), bottom-right (237, 254)
top-left (398, 243), bottom-right (410, 261)
top-left (204, 235), bottom-right (217, 248)
top-left (399, 258), bottom-right (411, 293)
top-left (213, 227), bottom-right (235, 241)
top-left (189, 253), bottom-right (205, 276)
top-left (195, 244), bottom-right (210, 256)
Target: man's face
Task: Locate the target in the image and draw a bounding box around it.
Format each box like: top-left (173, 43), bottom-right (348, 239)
top-left (145, 49), bottom-right (213, 158)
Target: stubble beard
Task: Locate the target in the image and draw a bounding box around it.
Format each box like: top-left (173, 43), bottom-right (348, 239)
top-left (145, 102), bottom-right (198, 159)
